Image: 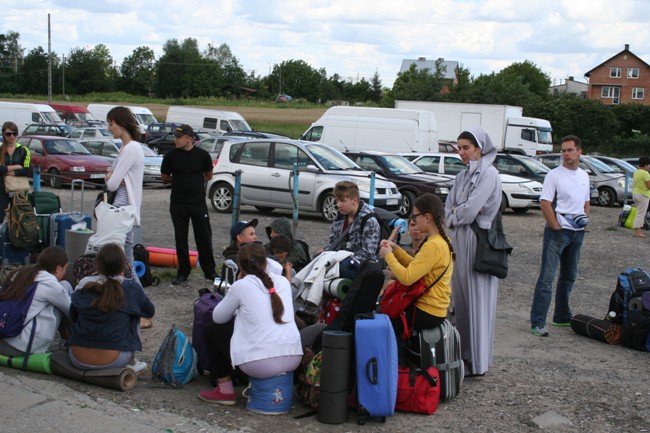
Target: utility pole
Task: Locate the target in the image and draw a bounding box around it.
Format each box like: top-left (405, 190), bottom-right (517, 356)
top-left (62, 54), bottom-right (65, 98)
top-left (47, 13), bottom-right (52, 103)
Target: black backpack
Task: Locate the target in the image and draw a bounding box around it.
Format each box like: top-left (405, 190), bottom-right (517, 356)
top-left (133, 244), bottom-right (160, 287)
top-left (607, 268), bottom-right (650, 324)
top-left (359, 207), bottom-right (407, 251)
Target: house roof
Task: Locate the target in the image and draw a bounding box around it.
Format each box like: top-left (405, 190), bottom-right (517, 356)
top-left (400, 58), bottom-right (458, 80)
top-left (584, 44), bottom-right (650, 77)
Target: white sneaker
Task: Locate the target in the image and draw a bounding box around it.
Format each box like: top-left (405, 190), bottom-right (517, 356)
top-left (128, 360), bottom-right (148, 375)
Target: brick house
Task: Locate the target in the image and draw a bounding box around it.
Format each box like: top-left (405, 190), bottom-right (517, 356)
top-left (584, 44), bottom-right (650, 105)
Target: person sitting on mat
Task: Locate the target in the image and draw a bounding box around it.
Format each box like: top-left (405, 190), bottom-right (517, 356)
top-left (198, 242), bottom-right (302, 409)
top-left (0, 246), bottom-right (73, 357)
top-left (379, 193), bottom-right (454, 343)
top-left (68, 243), bottom-right (155, 374)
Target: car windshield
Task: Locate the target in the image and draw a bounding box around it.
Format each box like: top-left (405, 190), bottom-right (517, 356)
top-left (197, 138), bottom-right (215, 151)
top-left (135, 113), bottom-right (157, 125)
top-left (514, 155), bottom-right (550, 175)
top-left (582, 156), bottom-right (617, 173)
top-left (538, 128), bottom-right (553, 144)
top-left (46, 139), bottom-right (92, 155)
top-left (306, 144), bottom-right (360, 170)
top-left (379, 155), bottom-right (422, 174)
top-left (600, 158), bottom-right (636, 174)
top-left (140, 144), bottom-right (158, 157)
top-left (230, 120), bottom-right (252, 132)
top-left (42, 112), bottom-right (61, 123)
top-left (98, 129), bottom-right (112, 137)
top-left (196, 132), bottom-right (211, 141)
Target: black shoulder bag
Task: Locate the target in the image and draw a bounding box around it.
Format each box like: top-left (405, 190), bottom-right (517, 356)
top-left (469, 213), bottom-right (513, 279)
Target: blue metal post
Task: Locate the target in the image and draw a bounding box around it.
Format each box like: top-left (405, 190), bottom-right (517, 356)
top-left (369, 172), bottom-right (375, 207)
top-left (33, 166), bottom-right (41, 192)
top-left (292, 163), bottom-right (300, 236)
top-left (624, 174), bottom-right (629, 206)
top-left (231, 170), bottom-right (242, 228)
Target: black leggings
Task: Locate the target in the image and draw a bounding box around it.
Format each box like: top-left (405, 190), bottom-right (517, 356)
top-left (203, 320), bottom-right (234, 379)
top-left (391, 305), bottom-right (446, 352)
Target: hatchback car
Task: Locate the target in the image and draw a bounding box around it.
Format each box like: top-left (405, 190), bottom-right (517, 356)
top-left (79, 139), bottom-right (163, 184)
top-left (344, 151), bottom-right (454, 217)
top-left (18, 135), bottom-right (111, 188)
top-left (79, 138), bottom-right (120, 161)
top-left (22, 123), bottom-right (76, 137)
top-left (408, 152), bottom-right (543, 213)
top-left (534, 154), bottom-right (630, 206)
top-left (147, 130), bottom-right (211, 155)
top-left (197, 136), bottom-right (246, 165)
top-left (207, 139), bottom-right (403, 222)
top-left (68, 127), bottom-right (121, 146)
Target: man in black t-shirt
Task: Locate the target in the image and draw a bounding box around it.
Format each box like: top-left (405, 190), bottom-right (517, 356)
top-left (161, 124), bottom-right (218, 284)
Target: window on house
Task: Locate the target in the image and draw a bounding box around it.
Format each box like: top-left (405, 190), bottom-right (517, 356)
top-left (632, 88), bottom-right (645, 100)
top-left (610, 67), bottom-right (621, 78)
top-left (602, 87), bottom-right (614, 98)
top-left (628, 68), bottom-right (639, 79)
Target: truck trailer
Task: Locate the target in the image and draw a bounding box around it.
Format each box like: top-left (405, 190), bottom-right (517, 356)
top-left (395, 101), bottom-right (552, 156)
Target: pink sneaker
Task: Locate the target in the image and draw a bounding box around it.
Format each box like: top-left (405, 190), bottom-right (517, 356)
top-left (198, 387), bottom-right (236, 405)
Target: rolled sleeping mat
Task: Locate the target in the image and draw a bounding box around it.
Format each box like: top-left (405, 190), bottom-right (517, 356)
top-left (570, 314), bottom-right (621, 345)
top-left (0, 353), bottom-right (51, 374)
top-left (49, 350), bottom-right (137, 391)
top-left (319, 330), bottom-right (353, 424)
top-left (133, 260), bottom-right (146, 278)
top-left (146, 246), bottom-right (198, 268)
top-left (324, 278), bottom-right (353, 300)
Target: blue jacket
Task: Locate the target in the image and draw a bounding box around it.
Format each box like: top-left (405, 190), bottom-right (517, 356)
top-left (69, 278), bottom-right (155, 351)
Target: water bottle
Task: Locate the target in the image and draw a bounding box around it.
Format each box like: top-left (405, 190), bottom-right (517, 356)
top-left (604, 311), bottom-right (616, 321)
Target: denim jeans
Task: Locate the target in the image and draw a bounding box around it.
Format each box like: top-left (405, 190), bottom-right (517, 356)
top-left (530, 227), bottom-right (585, 328)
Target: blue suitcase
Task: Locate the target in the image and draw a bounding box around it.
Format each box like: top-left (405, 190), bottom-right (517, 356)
top-left (355, 313), bottom-right (398, 425)
top-left (0, 223), bottom-right (30, 266)
top-left (49, 180), bottom-right (92, 248)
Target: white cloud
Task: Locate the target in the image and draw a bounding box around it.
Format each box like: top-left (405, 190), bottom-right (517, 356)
top-left (1, 0), bottom-right (649, 87)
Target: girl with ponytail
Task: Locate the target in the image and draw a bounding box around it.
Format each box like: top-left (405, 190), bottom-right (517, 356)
top-left (199, 242), bottom-right (302, 407)
top-left (379, 193), bottom-right (454, 338)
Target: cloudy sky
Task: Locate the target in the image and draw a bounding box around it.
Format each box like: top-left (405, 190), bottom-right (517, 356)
top-left (2, 0), bottom-right (650, 87)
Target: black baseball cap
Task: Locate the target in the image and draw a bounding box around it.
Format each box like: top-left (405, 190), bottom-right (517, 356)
top-left (230, 219), bottom-right (258, 240)
top-left (174, 124), bottom-right (194, 137)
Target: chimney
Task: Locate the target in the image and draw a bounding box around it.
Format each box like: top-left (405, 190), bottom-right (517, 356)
top-left (417, 56), bottom-right (426, 61)
top-left (568, 76), bottom-right (574, 81)
top-left (625, 44), bottom-right (630, 50)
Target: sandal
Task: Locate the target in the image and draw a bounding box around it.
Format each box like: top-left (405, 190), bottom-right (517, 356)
top-left (140, 318), bottom-right (153, 329)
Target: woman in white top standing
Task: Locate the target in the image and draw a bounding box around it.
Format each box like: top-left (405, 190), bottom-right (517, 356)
top-left (0, 246), bottom-right (72, 356)
top-left (198, 242), bottom-right (302, 406)
top-left (105, 106), bottom-right (144, 270)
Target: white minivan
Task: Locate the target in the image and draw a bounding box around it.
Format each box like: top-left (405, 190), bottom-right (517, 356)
top-left (166, 106), bottom-right (252, 135)
top-left (87, 104), bottom-right (158, 134)
top-left (0, 102), bottom-right (62, 133)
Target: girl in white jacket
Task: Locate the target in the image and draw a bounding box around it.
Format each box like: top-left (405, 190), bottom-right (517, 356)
top-left (0, 246), bottom-right (71, 356)
top-left (198, 242), bottom-right (302, 406)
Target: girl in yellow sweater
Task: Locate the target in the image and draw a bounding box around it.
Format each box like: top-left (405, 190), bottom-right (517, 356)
top-left (379, 193), bottom-right (454, 335)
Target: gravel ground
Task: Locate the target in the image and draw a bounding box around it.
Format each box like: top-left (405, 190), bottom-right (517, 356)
top-left (12, 185), bottom-right (650, 432)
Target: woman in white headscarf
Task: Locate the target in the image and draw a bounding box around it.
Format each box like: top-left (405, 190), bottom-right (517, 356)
top-left (445, 126), bottom-right (502, 377)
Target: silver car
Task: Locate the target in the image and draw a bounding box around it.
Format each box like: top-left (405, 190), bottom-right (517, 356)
top-left (207, 139), bottom-right (403, 222)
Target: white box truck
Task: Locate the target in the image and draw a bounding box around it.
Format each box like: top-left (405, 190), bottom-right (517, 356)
top-left (395, 101), bottom-right (553, 156)
top-left (88, 104), bottom-right (158, 134)
top-left (300, 106), bottom-right (438, 152)
top-left (0, 101), bottom-right (62, 133)
top-left (166, 106), bottom-right (252, 135)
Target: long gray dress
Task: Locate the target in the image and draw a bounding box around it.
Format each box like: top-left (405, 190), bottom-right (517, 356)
top-left (444, 126), bottom-right (502, 376)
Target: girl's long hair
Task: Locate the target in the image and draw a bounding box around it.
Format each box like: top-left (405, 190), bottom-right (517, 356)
top-left (0, 246), bottom-right (68, 301)
top-left (80, 243), bottom-right (125, 313)
top-left (0, 121), bottom-right (19, 165)
top-left (238, 242), bottom-right (285, 324)
top-left (106, 106), bottom-right (141, 142)
top-left (413, 193), bottom-right (456, 260)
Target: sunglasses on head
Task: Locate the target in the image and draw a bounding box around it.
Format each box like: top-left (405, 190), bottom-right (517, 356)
top-left (3, 131), bottom-right (17, 137)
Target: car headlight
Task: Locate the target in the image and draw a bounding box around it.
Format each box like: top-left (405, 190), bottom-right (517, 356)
top-left (352, 179), bottom-right (371, 192)
top-left (519, 184), bottom-right (534, 193)
top-left (70, 166), bottom-right (86, 172)
top-left (617, 179), bottom-right (625, 188)
top-left (434, 186), bottom-right (450, 195)
top-left (144, 165), bottom-right (160, 171)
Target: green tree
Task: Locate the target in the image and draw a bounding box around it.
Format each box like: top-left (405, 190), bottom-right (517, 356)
top-left (17, 47), bottom-right (51, 94)
top-left (611, 103), bottom-right (650, 137)
top-left (467, 72), bottom-right (536, 106)
top-left (447, 64), bottom-right (473, 102)
top-left (119, 46), bottom-right (156, 96)
top-left (370, 71), bottom-right (383, 103)
top-left (156, 38), bottom-right (217, 98)
top-left (268, 60), bottom-right (322, 102)
top-left (0, 31), bottom-right (24, 93)
top-left (65, 44), bottom-right (115, 94)
top-left (391, 62), bottom-right (446, 101)
top-left (499, 60), bottom-right (551, 98)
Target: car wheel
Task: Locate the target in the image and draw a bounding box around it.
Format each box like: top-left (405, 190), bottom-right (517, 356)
top-left (48, 168), bottom-right (62, 189)
top-left (499, 193), bottom-right (508, 214)
top-left (597, 187), bottom-right (616, 206)
top-left (209, 182), bottom-right (233, 213)
top-left (320, 192), bottom-right (338, 222)
top-left (512, 207), bottom-right (530, 214)
top-left (255, 206), bottom-right (275, 213)
top-left (397, 190), bottom-right (415, 218)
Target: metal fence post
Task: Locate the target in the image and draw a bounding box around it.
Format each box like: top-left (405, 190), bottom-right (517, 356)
top-left (231, 170), bottom-right (242, 227)
top-left (292, 163), bottom-right (300, 237)
top-left (368, 172), bottom-right (375, 207)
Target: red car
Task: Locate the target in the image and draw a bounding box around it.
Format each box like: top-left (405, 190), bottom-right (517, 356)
top-left (18, 135), bottom-right (111, 188)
